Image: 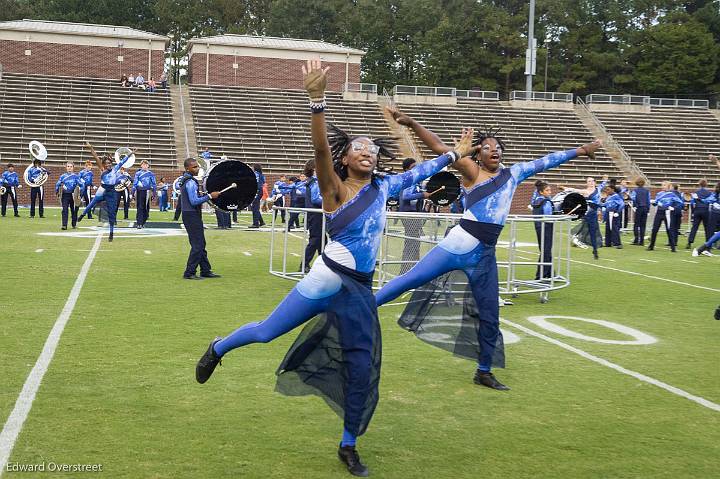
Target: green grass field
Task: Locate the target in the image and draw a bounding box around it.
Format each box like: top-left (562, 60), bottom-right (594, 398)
top-left (1, 208), bottom-right (719, 478)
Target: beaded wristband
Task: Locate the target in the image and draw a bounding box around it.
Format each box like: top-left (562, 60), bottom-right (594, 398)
top-left (309, 98), bottom-right (327, 114)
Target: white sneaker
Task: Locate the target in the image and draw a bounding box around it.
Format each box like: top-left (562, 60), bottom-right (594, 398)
top-left (701, 250), bottom-right (713, 257)
top-left (692, 249), bottom-right (699, 257)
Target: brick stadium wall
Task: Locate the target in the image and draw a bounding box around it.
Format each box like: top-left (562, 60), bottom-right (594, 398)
top-left (0, 39), bottom-right (165, 79)
top-left (188, 53), bottom-right (360, 91)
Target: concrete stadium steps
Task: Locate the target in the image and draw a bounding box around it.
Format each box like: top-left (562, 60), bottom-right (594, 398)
top-left (593, 109), bottom-right (720, 187)
top-left (0, 73), bottom-right (177, 167)
top-left (393, 98), bottom-right (623, 185)
top-left (188, 85), bottom-right (398, 173)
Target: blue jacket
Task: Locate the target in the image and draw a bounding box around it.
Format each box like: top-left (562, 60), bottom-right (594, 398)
top-left (602, 193), bottom-right (624, 214)
top-left (653, 191), bottom-right (683, 209)
top-left (55, 173), bottom-right (81, 193)
top-left (27, 166), bottom-right (47, 184)
top-left (305, 176), bottom-right (322, 208)
top-left (1, 171), bottom-right (19, 187)
top-left (399, 184), bottom-right (424, 212)
top-left (691, 188), bottom-right (715, 212)
top-left (133, 170), bottom-right (157, 194)
top-left (78, 168), bottom-right (94, 188)
top-left (180, 173), bottom-right (210, 212)
top-left (631, 187), bottom-right (650, 208)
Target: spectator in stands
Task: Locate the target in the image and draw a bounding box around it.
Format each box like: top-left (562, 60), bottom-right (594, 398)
top-left (120, 74), bottom-right (129, 87)
top-left (159, 72), bottom-right (168, 89)
top-left (135, 72), bottom-right (145, 90)
top-left (127, 73), bottom-right (135, 86)
top-left (147, 77), bottom-right (157, 93)
top-left (249, 163), bottom-right (265, 228)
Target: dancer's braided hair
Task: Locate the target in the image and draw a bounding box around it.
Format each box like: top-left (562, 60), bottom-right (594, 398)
top-left (327, 124), bottom-right (397, 180)
top-left (471, 126), bottom-right (506, 161)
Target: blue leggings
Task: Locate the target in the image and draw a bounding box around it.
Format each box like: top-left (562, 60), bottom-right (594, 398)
top-left (703, 231), bottom-right (720, 248)
top-left (584, 209), bottom-right (599, 251)
top-left (375, 241), bottom-right (500, 371)
top-left (82, 188), bottom-right (105, 216)
top-left (213, 276), bottom-right (363, 446)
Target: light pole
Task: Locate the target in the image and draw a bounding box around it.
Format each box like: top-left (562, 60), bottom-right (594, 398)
top-left (525, 0), bottom-right (536, 96)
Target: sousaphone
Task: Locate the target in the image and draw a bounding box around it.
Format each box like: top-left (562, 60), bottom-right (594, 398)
top-left (24, 140), bottom-right (49, 187)
top-left (114, 147), bottom-right (136, 168)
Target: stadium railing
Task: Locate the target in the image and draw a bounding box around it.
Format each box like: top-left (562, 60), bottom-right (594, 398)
top-left (510, 91), bottom-right (573, 102)
top-left (586, 94), bottom-right (650, 106)
top-left (345, 82), bottom-right (378, 94)
top-left (648, 98), bottom-right (709, 109)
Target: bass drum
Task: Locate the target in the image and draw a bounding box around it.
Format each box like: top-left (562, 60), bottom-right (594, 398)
top-left (425, 171), bottom-right (460, 206)
top-left (552, 191), bottom-right (587, 219)
top-left (203, 159), bottom-right (257, 212)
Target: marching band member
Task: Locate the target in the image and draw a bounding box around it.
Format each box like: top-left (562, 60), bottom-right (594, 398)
top-left (55, 162), bottom-right (81, 230)
top-left (693, 230), bottom-right (720, 257)
top-left (27, 159), bottom-right (48, 218)
top-left (287, 173), bottom-right (307, 231)
top-left (271, 174), bottom-right (288, 224)
top-left (302, 159), bottom-right (323, 272)
top-left (378, 105), bottom-right (602, 390)
top-left (195, 60), bottom-right (469, 477)
top-left (399, 158), bottom-right (429, 274)
top-left (132, 160), bottom-right (156, 228)
top-left (116, 167), bottom-right (131, 220)
top-left (249, 163), bottom-right (265, 228)
top-left (179, 158), bottom-right (221, 278)
top-left (1, 163), bottom-right (20, 217)
top-left (620, 179), bottom-right (631, 229)
top-left (78, 160), bottom-right (95, 219)
top-left (562, 177), bottom-right (602, 259)
top-left (686, 179), bottom-right (715, 249)
top-left (671, 183), bottom-right (684, 246)
top-left (82, 142), bottom-right (131, 241)
top-left (532, 181), bottom-right (554, 279)
top-left (630, 178), bottom-right (650, 245)
top-left (601, 185), bottom-right (624, 248)
top-left (647, 181), bottom-right (683, 252)
top-left (157, 177), bottom-right (170, 212)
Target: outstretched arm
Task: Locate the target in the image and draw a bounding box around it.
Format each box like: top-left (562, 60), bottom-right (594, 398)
top-left (386, 128), bottom-right (476, 198)
top-left (303, 59), bottom-right (344, 211)
top-left (387, 105), bottom-right (479, 183)
top-left (515, 140), bottom-right (603, 183)
top-left (84, 142), bottom-right (103, 170)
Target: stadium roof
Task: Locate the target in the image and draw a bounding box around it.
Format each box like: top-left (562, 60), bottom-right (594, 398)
top-left (0, 19), bottom-right (168, 42)
top-left (189, 34), bottom-right (365, 56)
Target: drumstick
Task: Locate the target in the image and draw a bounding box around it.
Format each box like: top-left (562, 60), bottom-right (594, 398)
top-left (427, 185), bottom-right (445, 196)
top-left (567, 204), bottom-right (582, 215)
top-left (218, 183), bottom-right (237, 194)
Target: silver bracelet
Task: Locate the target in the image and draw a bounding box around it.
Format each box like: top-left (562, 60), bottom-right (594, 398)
top-left (309, 98), bottom-right (327, 113)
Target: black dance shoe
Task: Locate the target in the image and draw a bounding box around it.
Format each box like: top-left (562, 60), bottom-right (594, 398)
top-left (196, 337), bottom-right (223, 384)
top-left (473, 370), bottom-right (510, 391)
top-left (108, 231), bottom-right (114, 242)
top-left (593, 250), bottom-right (599, 260)
top-left (183, 274), bottom-right (203, 280)
top-left (77, 213), bottom-right (85, 223)
top-left (338, 445), bottom-right (369, 477)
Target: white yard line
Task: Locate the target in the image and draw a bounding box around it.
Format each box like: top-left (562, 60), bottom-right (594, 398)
top-left (516, 248), bottom-right (720, 293)
top-left (501, 319), bottom-right (720, 413)
top-left (639, 259), bottom-right (658, 263)
top-left (681, 260), bottom-right (698, 264)
top-left (34, 249), bottom-right (43, 253)
top-left (144, 250), bottom-right (152, 255)
top-left (0, 233), bottom-right (103, 475)
top-left (243, 251), bottom-right (252, 256)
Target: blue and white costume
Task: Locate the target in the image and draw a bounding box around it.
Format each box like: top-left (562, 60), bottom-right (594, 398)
top-left (648, 190), bottom-right (684, 251)
top-left (602, 191), bottom-right (624, 246)
top-left (78, 167), bottom-right (94, 217)
top-left (27, 165), bottom-right (48, 217)
top-left (133, 169), bottom-right (157, 226)
top-left (1, 169), bottom-right (20, 216)
top-left (80, 158), bottom-right (129, 237)
top-left (56, 172), bottom-right (81, 228)
top-left (213, 153), bottom-right (455, 442)
top-left (376, 149), bottom-right (580, 372)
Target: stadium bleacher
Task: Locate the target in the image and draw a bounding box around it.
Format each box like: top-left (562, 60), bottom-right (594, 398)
top-left (0, 72), bottom-right (177, 167)
top-left (593, 108), bottom-right (720, 188)
top-left (393, 98), bottom-right (625, 185)
top-left (189, 84), bottom-right (398, 173)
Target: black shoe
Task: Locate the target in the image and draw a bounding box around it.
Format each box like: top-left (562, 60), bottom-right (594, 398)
top-left (338, 445), bottom-right (369, 477)
top-left (39, 215), bottom-right (44, 218)
top-left (249, 224), bottom-right (260, 229)
top-left (473, 370), bottom-right (510, 391)
top-left (61, 226), bottom-right (67, 230)
top-left (196, 337), bottom-right (222, 384)
top-left (108, 231), bottom-right (114, 242)
top-left (593, 250), bottom-right (599, 260)
top-left (200, 272), bottom-right (221, 278)
top-left (615, 245), bottom-right (623, 249)
top-left (14, 214), bottom-right (19, 217)
top-left (715, 305), bottom-right (720, 321)
top-left (685, 243), bottom-right (692, 250)
top-left (183, 274), bottom-right (204, 280)
top-left (646, 246), bottom-right (654, 251)
top-left (77, 213), bottom-right (85, 223)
